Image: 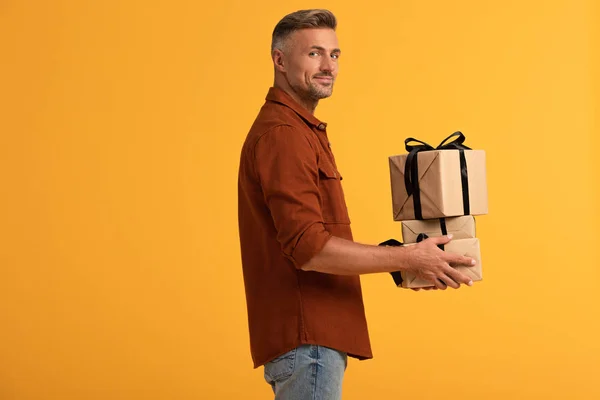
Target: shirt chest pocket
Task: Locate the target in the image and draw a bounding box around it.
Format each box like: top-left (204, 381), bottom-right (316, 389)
top-left (317, 160), bottom-right (351, 224)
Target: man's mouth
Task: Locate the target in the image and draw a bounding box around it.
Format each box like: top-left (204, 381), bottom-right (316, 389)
top-left (313, 76), bottom-right (333, 83)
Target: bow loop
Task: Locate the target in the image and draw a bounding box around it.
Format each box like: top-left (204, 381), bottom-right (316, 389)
top-left (436, 131), bottom-right (471, 150)
top-left (405, 137), bottom-right (435, 152)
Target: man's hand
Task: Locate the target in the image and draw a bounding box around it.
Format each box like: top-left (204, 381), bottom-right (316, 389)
top-left (404, 234), bottom-right (477, 290)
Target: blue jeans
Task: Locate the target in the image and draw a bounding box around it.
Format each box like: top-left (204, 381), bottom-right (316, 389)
top-left (264, 345), bottom-right (348, 400)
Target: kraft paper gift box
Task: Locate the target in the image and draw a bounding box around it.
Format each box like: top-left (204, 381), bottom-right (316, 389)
top-left (401, 216), bottom-right (476, 243)
top-left (379, 237), bottom-right (483, 289)
top-left (389, 132), bottom-right (488, 221)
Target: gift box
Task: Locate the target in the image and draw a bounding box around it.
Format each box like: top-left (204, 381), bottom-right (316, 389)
top-left (401, 216), bottom-right (476, 243)
top-left (389, 132), bottom-right (488, 221)
top-left (379, 237), bottom-right (482, 289)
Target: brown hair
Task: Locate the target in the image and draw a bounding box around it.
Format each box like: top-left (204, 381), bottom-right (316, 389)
top-left (271, 9), bottom-right (337, 53)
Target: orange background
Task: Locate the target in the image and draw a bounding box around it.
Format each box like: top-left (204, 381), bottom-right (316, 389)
top-left (1, 1), bottom-right (598, 399)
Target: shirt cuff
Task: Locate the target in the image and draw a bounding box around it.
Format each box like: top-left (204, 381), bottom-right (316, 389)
top-left (289, 222), bottom-right (331, 269)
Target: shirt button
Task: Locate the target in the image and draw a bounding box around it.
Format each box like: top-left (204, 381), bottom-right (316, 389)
top-left (317, 123), bottom-right (326, 130)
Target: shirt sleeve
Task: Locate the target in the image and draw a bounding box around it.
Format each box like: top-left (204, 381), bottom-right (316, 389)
top-left (253, 125), bottom-right (331, 269)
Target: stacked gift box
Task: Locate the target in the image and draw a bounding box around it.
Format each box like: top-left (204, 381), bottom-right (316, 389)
top-left (381, 132), bottom-right (488, 289)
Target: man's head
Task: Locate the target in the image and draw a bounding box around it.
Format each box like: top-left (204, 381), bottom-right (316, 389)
top-left (271, 9), bottom-right (340, 108)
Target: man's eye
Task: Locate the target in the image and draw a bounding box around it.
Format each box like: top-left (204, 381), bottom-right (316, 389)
top-left (309, 51), bottom-right (319, 56)
top-left (331, 54), bottom-right (339, 59)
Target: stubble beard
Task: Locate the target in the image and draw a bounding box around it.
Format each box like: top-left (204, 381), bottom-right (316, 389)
top-left (307, 80), bottom-right (334, 100)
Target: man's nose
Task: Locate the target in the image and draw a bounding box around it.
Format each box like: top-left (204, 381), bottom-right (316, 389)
top-left (320, 57), bottom-right (336, 73)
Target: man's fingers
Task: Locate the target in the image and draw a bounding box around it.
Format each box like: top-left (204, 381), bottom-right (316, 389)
top-left (439, 273), bottom-right (460, 289)
top-left (444, 266), bottom-right (474, 287)
top-left (433, 278), bottom-right (447, 290)
top-left (447, 253), bottom-right (477, 268)
top-left (428, 234), bottom-right (454, 246)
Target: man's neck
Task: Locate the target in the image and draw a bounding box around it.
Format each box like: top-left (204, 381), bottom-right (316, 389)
top-left (273, 81), bottom-right (318, 114)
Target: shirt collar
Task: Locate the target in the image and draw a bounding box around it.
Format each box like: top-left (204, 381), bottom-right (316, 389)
top-left (265, 87), bottom-right (327, 130)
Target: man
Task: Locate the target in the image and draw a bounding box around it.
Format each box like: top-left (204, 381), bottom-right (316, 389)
top-left (237, 9), bottom-right (477, 399)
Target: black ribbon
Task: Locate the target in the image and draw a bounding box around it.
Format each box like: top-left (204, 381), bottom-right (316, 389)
top-left (438, 217), bottom-right (448, 251)
top-left (439, 218), bottom-right (448, 236)
top-left (404, 132), bottom-right (471, 220)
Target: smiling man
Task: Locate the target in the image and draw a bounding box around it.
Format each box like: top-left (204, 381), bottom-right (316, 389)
top-left (237, 9), bottom-right (477, 399)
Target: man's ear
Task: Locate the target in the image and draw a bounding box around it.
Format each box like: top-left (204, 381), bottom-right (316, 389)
top-left (272, 49), bottom-right (286, 72)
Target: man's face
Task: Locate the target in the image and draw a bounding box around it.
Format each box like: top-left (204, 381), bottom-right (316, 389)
top-left (280, 28), bottom-right (340, 101)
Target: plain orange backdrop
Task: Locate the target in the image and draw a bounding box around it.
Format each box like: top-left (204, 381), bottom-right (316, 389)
top-left (1, 1), bottom-right (598, 399)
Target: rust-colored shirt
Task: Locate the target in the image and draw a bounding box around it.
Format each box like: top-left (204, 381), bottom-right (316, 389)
top-left (237, 87), bottom-right (373, 368)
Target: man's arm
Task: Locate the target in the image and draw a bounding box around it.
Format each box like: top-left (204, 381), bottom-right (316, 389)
top-left (301, 235), bottom-right (477, 289)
